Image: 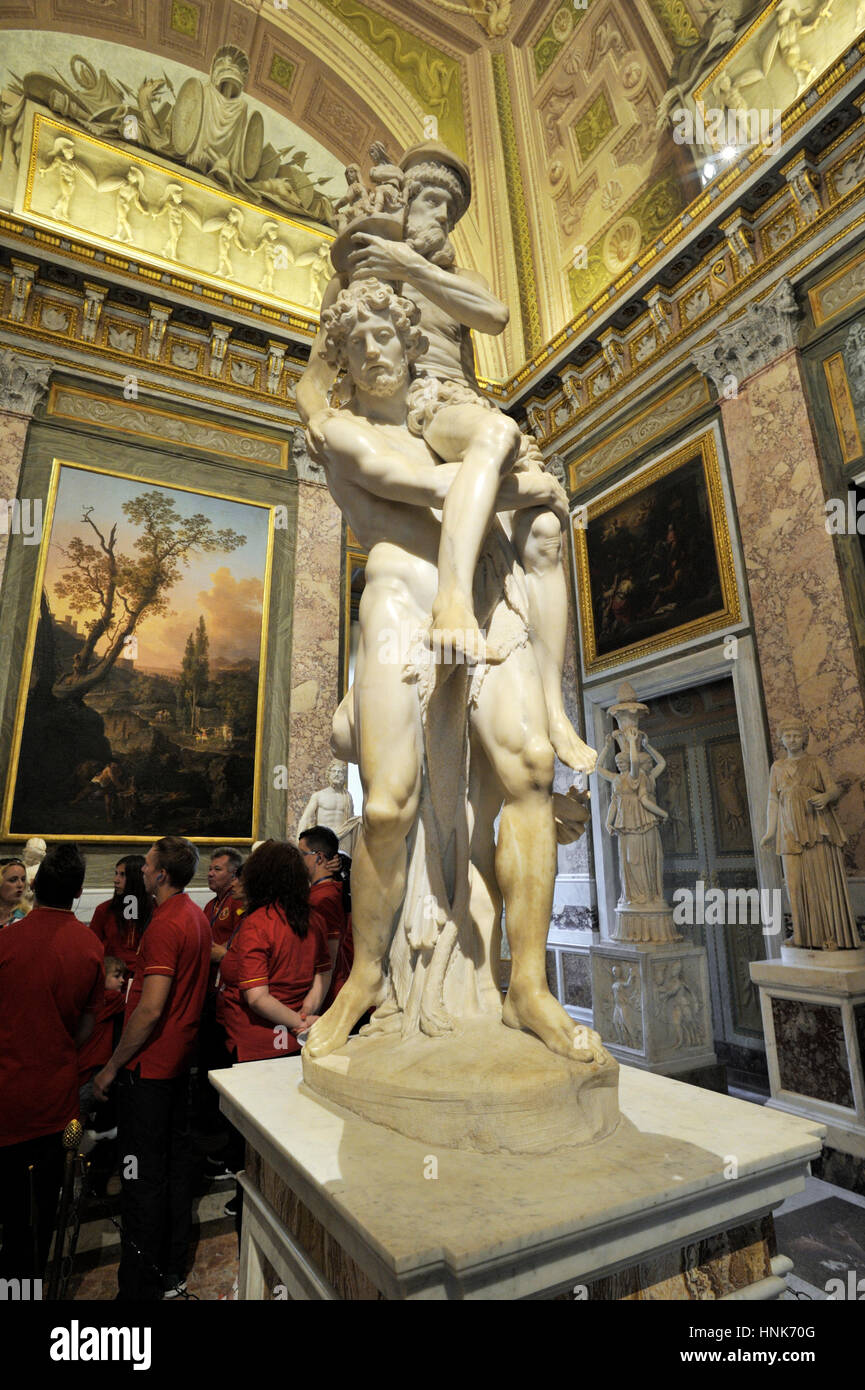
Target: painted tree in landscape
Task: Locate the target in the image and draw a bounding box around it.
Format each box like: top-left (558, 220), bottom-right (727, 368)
top-left (47, 491), bottom-right (244, 699)
top-left (178, 615), bottom-right (210, 732)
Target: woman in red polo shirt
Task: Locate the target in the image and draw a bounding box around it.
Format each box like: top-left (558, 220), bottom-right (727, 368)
top-left (89, 854), bottom-right (153, 975)
top-left (218, 840), bottom-right (332, 1063)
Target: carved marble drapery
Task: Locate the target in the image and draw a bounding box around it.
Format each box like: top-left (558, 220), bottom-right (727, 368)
top-left (692, 285), bottom-right (865, 870)
top-left (0, 348), bottom-right (52, 590)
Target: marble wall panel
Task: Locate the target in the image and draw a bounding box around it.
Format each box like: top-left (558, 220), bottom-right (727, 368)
top-left (771, 997), bottom-right (853, 1107)
top-left (286, 481), bottom-right (343, 836)
top-left (855, 1003), bottom-right (865, 1075)
top-left (0, 412), bottom-right (31, 593)
top-left (721, 349), bottom-right (865, 871)
top-left (562, 950), bottom-right (592, 1010)
top-left (583, 1216), bottom-right (774, 1300)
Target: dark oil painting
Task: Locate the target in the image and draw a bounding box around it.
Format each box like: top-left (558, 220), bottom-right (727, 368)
top-left (586, 454), bottom-right (724, 660)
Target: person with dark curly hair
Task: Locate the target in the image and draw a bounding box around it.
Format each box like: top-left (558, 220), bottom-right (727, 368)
top-left (217, 840), bottom-right (332, 1065)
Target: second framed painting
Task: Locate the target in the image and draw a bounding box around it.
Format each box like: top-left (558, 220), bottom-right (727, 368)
top-left (2, 459), bottom-right (274, 843)
top-left (572, 430), bottom-right (740, 676)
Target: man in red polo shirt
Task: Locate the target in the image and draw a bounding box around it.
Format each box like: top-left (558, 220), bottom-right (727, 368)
top-left (94, 835), bottom-right (210, 1302)
top-left (299, 826), bottom-right (353, 1010)
top-left (0, 844), bottom-right (103, 1280)
top-left (199, 846), bottom-right (245, 1165)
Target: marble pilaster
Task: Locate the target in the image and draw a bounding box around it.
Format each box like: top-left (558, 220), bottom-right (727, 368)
top-left (692, 286), bottom-right (865, 871)
top-left (0, 348), bottom-right (53, 591)
top-left (286, 477), bottom-right (343, 836)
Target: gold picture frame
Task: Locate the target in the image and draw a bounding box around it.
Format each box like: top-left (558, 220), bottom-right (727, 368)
top-left (573, 430), bottom-right (740, 675)
top-left (2, 458), bottom-right (276, 843)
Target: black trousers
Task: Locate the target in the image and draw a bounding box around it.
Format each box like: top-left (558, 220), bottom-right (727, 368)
top-left (196, 995), bottom-right (232, 1138)
top-left (116, 1069), bottom-right (193, 1301)
top-left (0, 1131), bottom-right (64, 1281)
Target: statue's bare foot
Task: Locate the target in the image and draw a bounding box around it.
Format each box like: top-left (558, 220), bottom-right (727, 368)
top-left (305, 975), bottom-right (381, 1059)
top-left (502, 984), bottom-right (609, 1064)
top-left (428, 591), bottom-right (485, 664)
top-left (549, 711), bottom-right (597, 773)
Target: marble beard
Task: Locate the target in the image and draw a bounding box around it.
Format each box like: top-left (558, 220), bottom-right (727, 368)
top-left (293, 152), bottom-right (617, 1148)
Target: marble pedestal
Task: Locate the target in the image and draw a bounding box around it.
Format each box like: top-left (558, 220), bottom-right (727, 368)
top-left (750, 951), bottom-right (865, 1168)
top-left (210, 1058), bottom-right (822, 1300)
top-left (591, 941), bottom-right (717, 1076)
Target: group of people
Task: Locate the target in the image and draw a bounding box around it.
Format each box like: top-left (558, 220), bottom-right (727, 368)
top-left (0, 826), bottom-right (353, 1300)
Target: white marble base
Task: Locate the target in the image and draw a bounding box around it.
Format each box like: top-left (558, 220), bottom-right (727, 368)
top-left (611, 903), bottom-right (679, 944)
top-left (780, 944), bottom-right (865, 968)
top-left (301, 1016), bottom-right (620, 1154)
top-left (591, 941), bottom-right (717, 1073)
top-left (750, 957), bottom-right (865, 1159)
top-left (210, 1058), bottom-right (822, 1300)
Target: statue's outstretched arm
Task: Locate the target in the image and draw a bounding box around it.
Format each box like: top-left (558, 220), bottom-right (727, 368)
top-left (347, 234), bottom-right (508, 336)
top-left (595, 734), bottom-right (616, 783)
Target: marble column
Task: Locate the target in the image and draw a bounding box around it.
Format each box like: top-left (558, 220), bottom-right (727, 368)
top-left (692, 280), bottom-right (865, 872)
top-left (0, 349), bottom-right (53, 591)
top-left (286, 433), bottom-right (343, 836)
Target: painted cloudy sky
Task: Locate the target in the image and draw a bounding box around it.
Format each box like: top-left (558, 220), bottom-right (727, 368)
top-left (45, 467), bottom-right (269, 673)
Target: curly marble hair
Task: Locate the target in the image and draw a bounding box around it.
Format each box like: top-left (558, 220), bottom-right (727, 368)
top-left (320, 277), bottom-right (427, 372)
top-left (778, 717), bottom-right (809, 746)
top-left (405, 162), bottom-right (469, 224)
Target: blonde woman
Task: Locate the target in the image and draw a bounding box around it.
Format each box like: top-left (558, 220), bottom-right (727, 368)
top-left (0, 857), bottom-right (29, 928)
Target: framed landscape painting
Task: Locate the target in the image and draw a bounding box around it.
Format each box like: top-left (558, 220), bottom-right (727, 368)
top-left (2, 460), bottom-right (274, 842)
top-left (573, 432), bottom-right (740, 675)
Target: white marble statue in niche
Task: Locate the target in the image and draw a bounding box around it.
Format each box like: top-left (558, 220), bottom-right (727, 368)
top-left (22, 836), bottom-right (46, 909)
top-left (297, 760), bottom-right (361, 855)
top-left (594, 682), bottom-right (680, 943)
top-left (761, 716), bottom-right (860, 950)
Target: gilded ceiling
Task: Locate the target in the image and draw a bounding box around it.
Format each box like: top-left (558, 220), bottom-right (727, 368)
top-left (0, 0), bottom-right (861, 382)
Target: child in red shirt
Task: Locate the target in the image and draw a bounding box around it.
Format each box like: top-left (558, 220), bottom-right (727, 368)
top-left (79, 956), bottom-right (127, 1131)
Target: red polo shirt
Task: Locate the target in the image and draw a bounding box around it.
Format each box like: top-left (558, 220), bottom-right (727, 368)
top-left (205, 891), bottom-right (245, 992)
top-left (310, 877), bottom-right (353, 1009)
top-left (78, 987), bottom-right (126, 1080)
top-left (89, 899), bottom-right (146, 976)
top-left (218, 903), bottom-right (330, 1062)
top-left (123, 892), bottom-right (210, 1080)
top-left (0, 907), bottom-right (104, 1145)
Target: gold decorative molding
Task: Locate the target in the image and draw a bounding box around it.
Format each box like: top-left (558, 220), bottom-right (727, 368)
top-left (491, 52), bottom-right (542, 360)
top-left (824, 353), bottom-right (864, 465)
top-left (573, 429), bottom-right (740, 676)
top-left (568, 374), bottom-right (711, 492)
top-left (809, 243), bottom-right (865, 326)
top-left (46, 384), bottom-right (290, 469)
